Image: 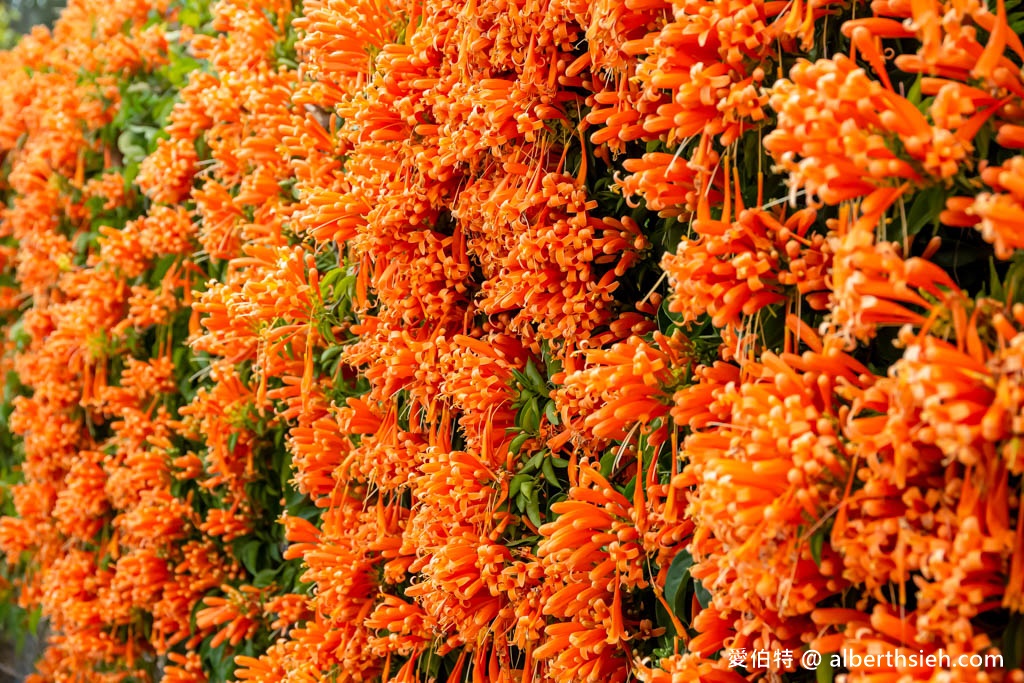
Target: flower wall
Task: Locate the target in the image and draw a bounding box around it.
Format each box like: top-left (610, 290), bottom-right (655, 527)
top-left (0, 0), bottom-right (1023, 680)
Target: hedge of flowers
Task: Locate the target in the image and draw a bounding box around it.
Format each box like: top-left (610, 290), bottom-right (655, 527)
top-left (0, 0), bottom-right (1023, 680)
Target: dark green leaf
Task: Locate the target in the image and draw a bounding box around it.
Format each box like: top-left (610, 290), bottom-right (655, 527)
top-left (238, 540), bottom-right (260, 575)
top-left (816, 654), bottom-right (835, 683)
top-left (663, 549), bottom-right (693, 609)
top-left (541, 456), bottom-right (562, 490)
top-left (509, 431), bottom-right (532, 456)
top-left (524, 358), bottom-right (547, 395)
top-left (622, 475), bottom-right (636, 500)
top-left (543, 399), bottom-right (560, 426)
top-left (509, 473), bottom-right (530, 498)
top-left (522, 451), bottom-right (544, 474)
top-left (809, 528), bottom-right (826, 567)
top-left (520, 399), bottom-right (540, 434)
top-left (694, 578), bottom-right (712, 609)
top-left (904, 185), bottom-right (944, 237)
top-left (599, 449), bottom-right (616, 478)
top-left (1002, 613), bottom-right (1024, 670)
top-left (526, 491), bottom-right (543, 527)
top-left (320, 345), bottom-right (344, 363)
top-left (253, 567), bottom-right (279, 588)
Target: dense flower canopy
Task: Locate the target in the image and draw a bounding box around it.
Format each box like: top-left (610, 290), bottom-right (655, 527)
top-left (0, 0), bottom-right (1023, 680)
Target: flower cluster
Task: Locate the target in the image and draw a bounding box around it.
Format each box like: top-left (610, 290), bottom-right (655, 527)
top-left (0, 0), bottom-right (1023, 680)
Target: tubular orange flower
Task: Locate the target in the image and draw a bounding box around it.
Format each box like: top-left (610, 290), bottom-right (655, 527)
top-left (556, 333), bottom-right (687, 447)
top-left (4, 0), bottom-right (1024, 677)
top-left (829, 187), bottom-right (963, 345)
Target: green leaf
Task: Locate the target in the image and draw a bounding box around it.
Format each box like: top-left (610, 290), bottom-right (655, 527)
top-left (1002, 613), bottom-right (1024, 670)
top-left (809, 528), bottom-right (826, 567)
top-left (421, 649), bottom-right (443, 679)
top-left (510, 369), bottom-right (530, 392)
top-left (990, 257), bottom-right (1005, 299)
top-left (541, 456), bottom-right (562, 489)
top-left (905, 74), bottom-right (923, 106)
top-left (238, 540), bottom-right (261, 575)
top-left (998, 255), bottom-right (1024, 303)
top-left (599, 449), bottom-right (616, 478)
top-left (509, 473), bottom-right (530, 498)
top-left (542, 344), bottom-right (563, 379)
top-left (657, 296), bottom-right (684, 334)
top-left (116, 129), bottom-right (147, 166)
top-left (335, 274), bottom-right (356, 302)
top-left (253, 567), bottom-right (279, 588)
top-left (506, 535), bottom-right (539, 547)
top-left (149, 254), bottom-right (178, 286)
top-left (664, 549), bottom-right (694, 610)
top-left (543, 399), bottom-right (560, 426)
top-left (526, 491), bottom-right (543, 527)
top-left (904, 185), bottom-right (944, 237)
top-left (320, 345), bottom-right (344, 364)
top-left (520, 398), bottom-right (540, 434)
top-left (125, 81), bottom-right (152, 96)
top-left (153, 95), bottom-right (176, 126)
top-left (694, 578), bottom-right (712, 609)
top-left (521, 451), bottom-right (544, 474)
top-left (509, 431), bottom-right (532, 455)
top-left (27, 605), bottom-right (41, 636)
top-left (976, 114), bottom-right (993, 160)
top-left (279, 562), bottom-right (299, 591)
top-left (622, 475), bottom-right (636, 500)
top-left (179, 6), bottom-right (203, 28)
top-left (524, 358), bottom-right (547, 395)
top-left (816, 654), bottom-right (835, 683)
top-left (320, 268), bottom-right (343, 292)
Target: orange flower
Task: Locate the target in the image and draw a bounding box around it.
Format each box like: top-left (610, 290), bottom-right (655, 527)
top-left (535, 463), bottom-right (650, 682)
top-left (663, 198), bottom-right (828, 329)
top-left (196, 584), bottom-right (264, 648)
top-left (953, 156), bottom-right (1024, 260)
top-left (557, 343), bottom-right (665, 446)
top-left (136, 136), bottom-right (199, 205)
